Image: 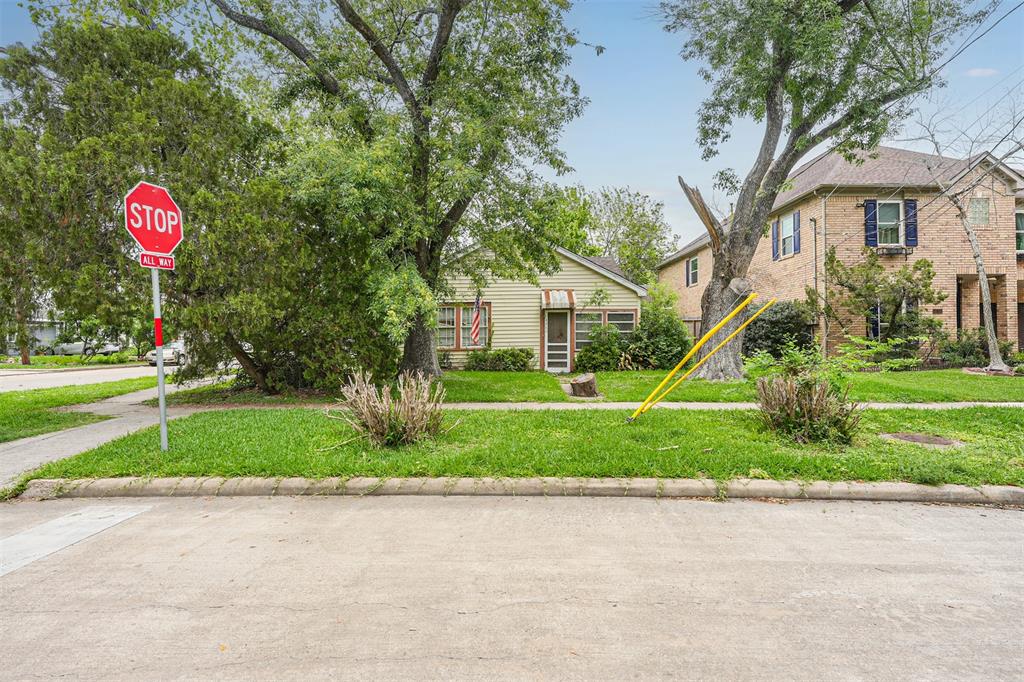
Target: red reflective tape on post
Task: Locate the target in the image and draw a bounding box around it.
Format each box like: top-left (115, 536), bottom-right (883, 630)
top-left (154, 318), bottom-right (163, 347)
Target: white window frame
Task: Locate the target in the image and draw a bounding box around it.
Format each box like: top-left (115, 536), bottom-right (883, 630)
top-left (685, 257), bottom-right (699, 286)
top-left (779, 213), bottom-right (795, 256)
top-left (876, 200), bottom-right (902, 246)
top-left (437, 306), bottom-right (456, 349)
top-left (460, 304), bottom-right (488, 349)
top-left (968, 197), bottom-right (990, 226)
top-left (1016, 210), bottom-right (1024, 254)
top-left (574, 311), bottom-right (602, 351)
top-left (607, 311), bottom-right (637, 335)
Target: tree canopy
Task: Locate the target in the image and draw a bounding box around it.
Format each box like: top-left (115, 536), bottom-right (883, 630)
top-left (660, 0), bottom-right (988, 379)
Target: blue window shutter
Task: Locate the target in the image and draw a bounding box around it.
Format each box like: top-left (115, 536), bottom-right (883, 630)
top-left (771, 220), bottom-right (779, 260)
top-left (793, 211), bottom-right (801, 254)
top-left (904, 199), bottom-right (918, 246)
top-left (864, 200), bottom-right (878, 247)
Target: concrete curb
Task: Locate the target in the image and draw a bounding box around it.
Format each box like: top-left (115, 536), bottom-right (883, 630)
top-left (17, 477), bottom-right (1024, 505)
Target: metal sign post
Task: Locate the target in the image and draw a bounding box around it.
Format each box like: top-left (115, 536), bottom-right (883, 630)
top-left (151, 268), bottom-right (169, 451)
top-left (123, 181), bottom-right (182, 453)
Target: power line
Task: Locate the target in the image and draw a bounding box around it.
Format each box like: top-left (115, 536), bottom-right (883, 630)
top-left (786, 0), bottom-right (1024, 186)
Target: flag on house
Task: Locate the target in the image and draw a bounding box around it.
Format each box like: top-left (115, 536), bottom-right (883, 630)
top-left (471, 293), bottom-right (481, 346)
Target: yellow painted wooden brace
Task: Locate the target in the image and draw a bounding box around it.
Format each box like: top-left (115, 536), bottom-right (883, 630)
top-left (627, 292), bottom-right (758, 422)
top-left (640, 298), bottom-right (777, 414)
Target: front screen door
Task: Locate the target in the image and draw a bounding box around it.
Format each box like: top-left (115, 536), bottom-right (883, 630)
top-left (545, 310), bottom-right (570, 373)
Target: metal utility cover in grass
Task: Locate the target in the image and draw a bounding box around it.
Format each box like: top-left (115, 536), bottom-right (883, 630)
top-left (880, 433), bottom-right (965, 449)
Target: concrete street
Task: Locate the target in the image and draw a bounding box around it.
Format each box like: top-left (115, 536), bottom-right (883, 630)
top-left (0, 364), bottom-right (165, 392)
top-left (1, 496), bottom-right (1021, 680)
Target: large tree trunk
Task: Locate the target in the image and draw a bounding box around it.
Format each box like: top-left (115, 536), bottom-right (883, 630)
top-left (962, 218), bottom-right (1009, 373)
top-left (400, 312), bottom-right (441, 377)
top-left (14, 305), bottom-right (31, 365)
top-left (695, 271), bottom-right (754, 380)
top-left (223, 332), bottom-right (275, 394)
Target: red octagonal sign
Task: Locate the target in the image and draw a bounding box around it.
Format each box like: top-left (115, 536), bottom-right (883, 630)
top-left (124, 181), bottom-right (183, 256)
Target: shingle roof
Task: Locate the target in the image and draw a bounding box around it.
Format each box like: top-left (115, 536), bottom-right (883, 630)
top-left (657, 233), bottom-right (711, 269)
top-left (772, 145), bottom-right (981, 211)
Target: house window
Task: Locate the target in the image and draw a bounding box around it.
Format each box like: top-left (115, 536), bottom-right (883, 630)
top-left (1016, 211), bottom-right (1023, 252)
top-left (685, 257), bottom-right (699, 286)
top-left (574, 311), bottom-right (602, 350)
top-left (460, 304), bottom-right (488, 348)
top-left (607, 311), bottom-right (637, 335)
top-left (969, 197), bottom-right (989, 226)
top-left (877, 201), bottom-right (902, 245)
top-left (780, 213), bottom-right (795, 256)
top-left (437, 306), bottom-right (456, 348)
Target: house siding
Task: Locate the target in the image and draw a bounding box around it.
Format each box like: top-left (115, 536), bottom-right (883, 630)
top-left (443, 252), bottom-right (643, 369)
top-left (658, 245), bottom-right (712, 334)
top-left (659, 172), bottom-right (1022, 355)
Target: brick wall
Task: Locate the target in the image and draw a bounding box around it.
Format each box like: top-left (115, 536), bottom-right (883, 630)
top-left (658, 243), bottom-right (712, 331)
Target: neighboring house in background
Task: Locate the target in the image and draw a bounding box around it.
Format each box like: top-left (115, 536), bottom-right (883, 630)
top-left (3, 318), bottom-right (60, 357)
top-left (442, 247), bottom-right (648, 372)
top-left (658, 146), bottom-right (1024, 353)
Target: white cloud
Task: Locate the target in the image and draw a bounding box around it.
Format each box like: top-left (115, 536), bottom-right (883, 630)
top-left (965, 68), bottom-right (999, 78)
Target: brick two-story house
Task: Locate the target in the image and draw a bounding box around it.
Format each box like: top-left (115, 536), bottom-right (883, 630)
top-left (658, 146), bottom-right (1024, 353)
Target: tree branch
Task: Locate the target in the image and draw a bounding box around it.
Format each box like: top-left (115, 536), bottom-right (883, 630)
top-left (209, 0), bottom-right (341, 97)
top-left (422, 0), bottom-right (464, 95)
top-left (333, 0), bottom-right (423, 125)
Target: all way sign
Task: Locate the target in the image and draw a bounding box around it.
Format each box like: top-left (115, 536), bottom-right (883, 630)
top-left (124, 180), bottom-right (183, 452)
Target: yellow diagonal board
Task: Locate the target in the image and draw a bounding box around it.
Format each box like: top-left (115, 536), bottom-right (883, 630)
top-left (627, 292), bottom-right (758, 422)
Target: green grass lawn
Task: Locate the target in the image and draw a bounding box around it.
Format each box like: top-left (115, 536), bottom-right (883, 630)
top-left (597, 369), bottom-right (1024, 403)
top-left (26, 406), bottom-right (1024, 487)
top-left (441, 371), bottom-right (566, 402)
top-left (0, 355), bottom-right (144, 369)
top-left (0, 377), bottom-right (158, 443)
top-left (161, 371), bottom-right (568, 406)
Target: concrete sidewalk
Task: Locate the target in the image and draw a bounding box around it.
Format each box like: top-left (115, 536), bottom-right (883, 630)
top-left (1, 496), bottom-right (1021, 679)
top-left (0, 364), bottom-right (169, 392)
top-left (0, 385), bottom-right (198, 488)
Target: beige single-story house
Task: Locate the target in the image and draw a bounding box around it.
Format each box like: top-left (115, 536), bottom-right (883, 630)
top-left (441, 247), bottom-right (648, 372)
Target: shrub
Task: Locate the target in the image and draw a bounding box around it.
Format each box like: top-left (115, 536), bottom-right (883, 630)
top-left (939, 329), bottom-right (1014, 368)
top-left (619, 294), bottom-right (692, 370)
top-left (574, 324), bottom-right (623, 372)
top-left (741, 301), bottom-right (813, 358)
top-left (330, 371), bottom-right (445, 446)
top-left (838, 336), bottom-right (925, 371)
top-left (464, 347), bottom-right (534, 371)
top-left (748, 344), bottom-right (861, 444)
top-left (437, 350), bottom-right (453, 370)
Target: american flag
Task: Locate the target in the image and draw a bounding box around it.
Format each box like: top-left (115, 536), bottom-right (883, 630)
top-left (471, 294), bottom-right (481, 346)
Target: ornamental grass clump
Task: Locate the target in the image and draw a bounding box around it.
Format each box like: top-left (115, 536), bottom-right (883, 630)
top-left (330, 371), bottom-right (445, 447)
top-left (747, 344), bottom-right (861, 444)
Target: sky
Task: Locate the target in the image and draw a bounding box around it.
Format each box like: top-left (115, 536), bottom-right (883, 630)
top-left (2, 0), bottom-right (1022, 246)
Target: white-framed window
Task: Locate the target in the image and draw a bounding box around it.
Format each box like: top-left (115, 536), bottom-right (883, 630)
top-left (607, 311), bottom-right (637, 335)
top-left (685, 257), bottom-right (699, 286)
top-left (460, 304), bottom-right (488, 348)
top-left (1016, 211), bottom-right (1023, 253)
top-left (437, 306), bottom-right (456, 348)
top-left (574, 311), bottom-right (602, 351)
top-left (877, 201), bottom-right (902, 245)
top-left (780, 213), bottom-right (795, 256)
top-left (969, 197), bottom-right (990, 226)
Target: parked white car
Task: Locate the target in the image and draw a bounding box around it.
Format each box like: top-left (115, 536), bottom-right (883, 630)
top-left (146, 341), bottom-right (187, 366)
top-left (49, 341), bottom-right (122, 356)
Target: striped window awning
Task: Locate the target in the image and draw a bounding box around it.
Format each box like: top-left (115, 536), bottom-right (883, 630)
top-left (541, 289), bottom-right (575, 309)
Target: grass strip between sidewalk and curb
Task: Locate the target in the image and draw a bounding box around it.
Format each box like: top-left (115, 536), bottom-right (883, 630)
top-left (158, 368), bottom-right (1024, 407)
top-left (16, 406), bottom-right (1024, 490)
top-left (0, 377), bottom-right (158, 443)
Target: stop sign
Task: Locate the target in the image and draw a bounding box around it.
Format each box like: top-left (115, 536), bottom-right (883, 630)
top-left (124, 181), bottom-right (183, 255)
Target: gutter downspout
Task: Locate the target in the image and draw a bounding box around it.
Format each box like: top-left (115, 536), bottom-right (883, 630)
top-left (819, 191), bottom-right (829, 356)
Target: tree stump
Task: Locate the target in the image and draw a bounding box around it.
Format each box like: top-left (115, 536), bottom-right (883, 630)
top-left (570, 372), bottom-right (599, 398)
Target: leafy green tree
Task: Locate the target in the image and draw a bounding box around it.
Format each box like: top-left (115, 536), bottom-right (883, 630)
top-left (537, 184), bottom-right (676, 283)
top-left (1, 21), bottom-right (400, 391)
top-left (587, 186), bottom-right (675, 284)
top-left (164, 0), bottom-right (587, 376)
top-left (660, 0), bottom-right (987, 378)
top-left (619, 283), bottom-right (692, 370)
top-left (822, 247), bottom-right (946, 342)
